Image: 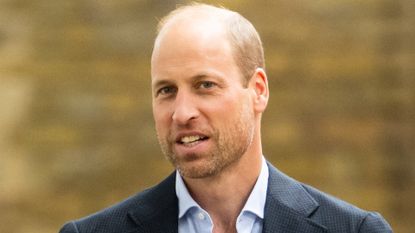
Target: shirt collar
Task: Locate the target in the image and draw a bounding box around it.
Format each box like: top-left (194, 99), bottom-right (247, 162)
top-left (239, 156), bottom-right (269, 219)
top-left (175, 156), bottom-right (269, 219)
top-left (176, 171), bottom-right (200, 218)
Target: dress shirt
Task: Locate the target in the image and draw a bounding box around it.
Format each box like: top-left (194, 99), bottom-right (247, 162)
top-left (176, 156), bottom-right (269, 233)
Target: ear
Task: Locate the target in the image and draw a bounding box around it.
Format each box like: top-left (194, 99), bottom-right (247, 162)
top-left (249, 68), bottom-right (269, 113)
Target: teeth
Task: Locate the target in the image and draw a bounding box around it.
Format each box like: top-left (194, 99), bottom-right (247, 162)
top-left (181, 135), bottom-right (202, 144)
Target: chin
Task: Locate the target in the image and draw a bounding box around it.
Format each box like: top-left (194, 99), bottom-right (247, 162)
top-left (177, 161), bottom-right (219, 179)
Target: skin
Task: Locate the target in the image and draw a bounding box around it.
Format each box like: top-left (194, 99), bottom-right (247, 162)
top-left (151, 11), bottom-right (269, 233)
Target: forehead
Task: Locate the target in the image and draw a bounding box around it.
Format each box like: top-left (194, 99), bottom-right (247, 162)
top-left (154, 16), bottom-right (230, 58)
top-left (151, 17), bottom-right (238, 82)
top-left (156, 7), bottom-right (229, 46)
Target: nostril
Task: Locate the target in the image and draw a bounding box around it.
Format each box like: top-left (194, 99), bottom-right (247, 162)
top-left (171, 107), bottom-right (199, 124)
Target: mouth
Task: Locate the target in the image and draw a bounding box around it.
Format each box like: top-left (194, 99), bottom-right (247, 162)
top-left (176, 135), bottom-right (209, 147)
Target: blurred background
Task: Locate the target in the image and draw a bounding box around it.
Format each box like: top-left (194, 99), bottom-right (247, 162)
top-left (0, 0), bottom-right (414, 232)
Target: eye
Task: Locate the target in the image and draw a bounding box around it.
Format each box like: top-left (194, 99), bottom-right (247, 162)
top-left (157, 86), bottom-right (177, 96)
top-left (198, 81), bottom-right (216, 89)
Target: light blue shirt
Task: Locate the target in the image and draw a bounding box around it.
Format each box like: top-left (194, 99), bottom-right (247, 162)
top-left (176, 157), bottom-right (269, 233)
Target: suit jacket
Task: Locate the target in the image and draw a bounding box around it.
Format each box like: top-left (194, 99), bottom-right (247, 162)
top-left (59, 163), bottom-right (392, 233)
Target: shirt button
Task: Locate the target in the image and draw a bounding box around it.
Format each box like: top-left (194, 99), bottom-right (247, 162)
top-left (197, 212), bottom-right (205, 220)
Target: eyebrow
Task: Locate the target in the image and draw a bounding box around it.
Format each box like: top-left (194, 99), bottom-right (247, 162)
top-left (152, 79), bottom-right (173, 91)
top-left (152, 72), bottom-right (225, 90)
top-left (192, 74), bottom-right (210, 82)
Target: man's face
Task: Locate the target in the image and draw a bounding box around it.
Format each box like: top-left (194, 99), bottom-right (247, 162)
top-left (151, 20), bottom-right (256, 179)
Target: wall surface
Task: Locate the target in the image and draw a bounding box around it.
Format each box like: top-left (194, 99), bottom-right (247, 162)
top-left (0, 1), bottom-right (414, 232)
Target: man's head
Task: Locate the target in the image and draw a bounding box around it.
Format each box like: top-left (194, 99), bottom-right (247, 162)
top-left (154, 3), bottom-right (265, 85)
top-left (151, 3), bottom-right (269, 179)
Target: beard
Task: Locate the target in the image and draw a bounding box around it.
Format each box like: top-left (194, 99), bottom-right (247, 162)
top-left (157, 106), bottom-right (255, 179)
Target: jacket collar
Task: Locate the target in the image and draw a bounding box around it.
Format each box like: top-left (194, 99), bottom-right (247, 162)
top-left (127, 163), bottom-right (327, 233)
top-left (263, 162), bottom-right (327, 233)
top-left (127, 172), bottom-right (178, 233)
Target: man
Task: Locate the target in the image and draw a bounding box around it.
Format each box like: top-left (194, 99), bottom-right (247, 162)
top-left (60, 3), bottom-right (392, 233)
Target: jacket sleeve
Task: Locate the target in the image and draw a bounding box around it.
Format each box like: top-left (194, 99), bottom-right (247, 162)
top-left (358, 212), bottom-right (393, 233)
top-left (59, 221), bottom-right (80, 233)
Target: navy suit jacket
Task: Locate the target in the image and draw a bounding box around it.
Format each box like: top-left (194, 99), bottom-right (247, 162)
top-left (59, 163), bottom-right (392, 233)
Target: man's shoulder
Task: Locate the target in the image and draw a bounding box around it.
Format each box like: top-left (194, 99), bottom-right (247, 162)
top-left (301, 183), bottom-right (370, 218)
top-left (266, 163), bottom-right (392, 232)
top-left (59, 172), bottom-right (177, 233)
top-left (301, 183), bottom-right (392, 232)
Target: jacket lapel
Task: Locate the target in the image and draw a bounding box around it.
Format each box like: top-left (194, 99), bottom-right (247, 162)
top-left (125, 164), bottom-right (328, 233)
top-left (127, 172), bottom-right (179, 233)
top-left (263, 163), bottom-right (328, 233)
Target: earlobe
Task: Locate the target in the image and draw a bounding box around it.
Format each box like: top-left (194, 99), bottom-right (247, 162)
top-left (252, 68), bottom-right (269, 113)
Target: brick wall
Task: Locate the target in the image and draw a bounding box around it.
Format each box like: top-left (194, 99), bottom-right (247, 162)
top-left (0, 1), bottom-right (413, 232)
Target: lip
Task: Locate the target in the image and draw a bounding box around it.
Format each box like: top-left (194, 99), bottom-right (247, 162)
top-left (173, 131), bottom-right (211, 155)
top-left (174, 131), bottom-right (209, 143)
top-left (174, 138), bottom-right (210, 156)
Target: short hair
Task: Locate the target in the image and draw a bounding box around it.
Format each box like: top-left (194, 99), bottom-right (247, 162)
top-left (155, 2), bottom-right (265, 85)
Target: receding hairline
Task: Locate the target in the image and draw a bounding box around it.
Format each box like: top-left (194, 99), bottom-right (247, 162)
top-left (156, 3), bottom-right (234, 34)
top-left (153, 3), bottom-right (265, 85)
top-left (153, 3), bottom-right (235, 53)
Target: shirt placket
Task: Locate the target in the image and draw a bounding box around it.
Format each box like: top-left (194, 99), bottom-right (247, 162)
top-left (194, 209), bottom-right (213, 233)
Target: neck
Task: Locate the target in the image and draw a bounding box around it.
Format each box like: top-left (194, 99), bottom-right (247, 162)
top-left (182, 148), bottom-right (263, 231)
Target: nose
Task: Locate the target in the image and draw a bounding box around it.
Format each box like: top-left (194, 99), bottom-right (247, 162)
top-left (171, 91), bottom-right (199, 125)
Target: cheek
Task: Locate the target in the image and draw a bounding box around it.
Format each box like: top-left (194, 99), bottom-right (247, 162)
top-left (153, 104), bottom-right (171, 121)
top-left (153, 108), bottom-right (171, 134)
top-left (203, 100), bottom-right (232, 115)
top-left (213, 93), bottom-right (250, 115)
top-left (204, 100), bottom-right (243, 125)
